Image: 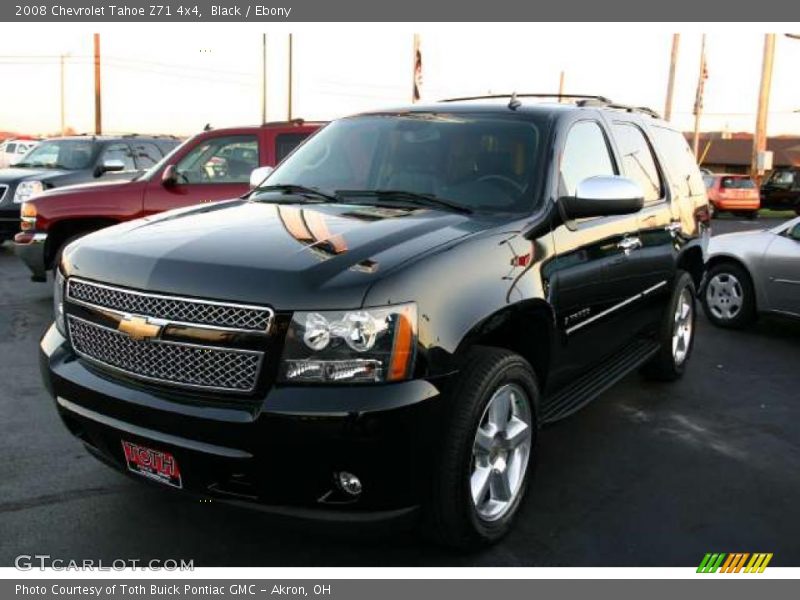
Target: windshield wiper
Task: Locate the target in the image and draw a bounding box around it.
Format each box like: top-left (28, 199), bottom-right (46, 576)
top-left (251, 184), bottom-right (340, 203)
top-left (336, 189), bottom-right (472, 214)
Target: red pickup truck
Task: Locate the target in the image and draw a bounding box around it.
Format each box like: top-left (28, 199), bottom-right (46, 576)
top-left (14, 121), bottom-right (322, 281)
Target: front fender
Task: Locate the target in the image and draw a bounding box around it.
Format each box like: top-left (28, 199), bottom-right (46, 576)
top-left (363, 228), bottom-right (551, 377)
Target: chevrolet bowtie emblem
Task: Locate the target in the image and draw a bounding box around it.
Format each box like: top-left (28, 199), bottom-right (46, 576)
top-left (117, 315), bottom-right (163, 342)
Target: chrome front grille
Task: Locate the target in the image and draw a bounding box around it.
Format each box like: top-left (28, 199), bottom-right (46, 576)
top-left (68, 316), bottom-right (263, 393)
top-left (64, 278), bottom-right (273, 394)
top-left (67, 278), bottom-right (272, 332)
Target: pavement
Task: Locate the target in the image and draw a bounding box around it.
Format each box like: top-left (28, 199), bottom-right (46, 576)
top-left (0, 216), bottom-right (798, 567)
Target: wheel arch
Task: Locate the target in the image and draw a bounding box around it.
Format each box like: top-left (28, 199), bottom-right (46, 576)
top-left (454, 299), bottom-right (556, 399)
top-left (704, 253), bottom-right (759, 312)
top-left (677, 244), bottom-right (705, 291)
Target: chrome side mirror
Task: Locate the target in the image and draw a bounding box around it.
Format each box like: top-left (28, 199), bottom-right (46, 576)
top-left (249, 166), bottom-right (274, 189)
top-left (559, 175), bottom-right (645, 220)
top-left (101, 158), bottom-right (126, 173)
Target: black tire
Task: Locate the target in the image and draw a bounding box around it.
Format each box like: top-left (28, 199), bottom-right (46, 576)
top-left (744, 211), bottom-right (758, 220)
top-left (426, 346), bottom-right (539, 550)
top-left (701, 261), bottom-right (757, 329)
top-left (642, 270), bottom-right (696, 381)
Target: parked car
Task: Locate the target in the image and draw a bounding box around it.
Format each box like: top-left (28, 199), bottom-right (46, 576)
top-left (760, 167), bottom-right (800, 214)
top-left (14, 121), bottom-right (321, 280)
top-left (0, 138), bottom-right (40, 168)
top-left (702, 216), bottom-right (800, 327)
top-left (702, 173), bottom-right (760, 219)
top-left (41, 95), bottom-right (709, 549)
top-left (0, 135), bottom-right (179, 244)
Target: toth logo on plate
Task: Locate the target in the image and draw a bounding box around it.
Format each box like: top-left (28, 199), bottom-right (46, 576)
top-left (121, 441), bottom-right (182, 488)
top-left (117, 315), bottom-right (163, 342)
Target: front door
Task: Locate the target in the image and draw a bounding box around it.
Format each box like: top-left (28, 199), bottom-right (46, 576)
top-left (763, 225), bottom-right (800, 316)
top-left (547, 119), bottom-right (644, 388)
top-left (142, 134), bottom-right (260, 215)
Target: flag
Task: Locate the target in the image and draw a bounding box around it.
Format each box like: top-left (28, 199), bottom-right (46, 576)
top-left (412, 34), bottom-right (422, 103)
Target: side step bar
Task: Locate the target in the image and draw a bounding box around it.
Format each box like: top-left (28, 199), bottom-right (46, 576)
top-left (541, 338), bottom-right (659, 424)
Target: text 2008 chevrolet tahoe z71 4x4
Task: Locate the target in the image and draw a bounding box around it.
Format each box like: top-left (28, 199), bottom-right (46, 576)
top-left (40, 95), bottom-right (709, 549)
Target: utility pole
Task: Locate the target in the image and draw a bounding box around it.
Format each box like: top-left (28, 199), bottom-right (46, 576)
top-left (261, 34), bottom-right (267, 124)
top-left (751, 33), bottom-right (776, 185)
top-left (93, 33), bottom-right (102, 135)
top-left (558, 70), bottom-right (565, 101)
top-left (59, 54), bottom-right (67, 136)
top-left (692, 34), bottom-right (707, 159)
top-left (287, 33), bottom-right (293, 121)
top-left (664, 34), bottom-right (680, 121)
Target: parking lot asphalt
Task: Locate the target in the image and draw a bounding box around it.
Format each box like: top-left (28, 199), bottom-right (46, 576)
top-left (0, 216), bottom-right (798, 567)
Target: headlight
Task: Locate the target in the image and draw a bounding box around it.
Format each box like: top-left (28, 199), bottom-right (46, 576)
top-left (280, 303), bottom-right (417, 383)
top-left (53, 269), bottom-right (66, 336)
top-left (14, 180), bottom-right (44, 203)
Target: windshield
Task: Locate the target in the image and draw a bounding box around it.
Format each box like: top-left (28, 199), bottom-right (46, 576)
top-left (15, 140), bottom-right (95, 170)
top-left (721, 177), bottom-right (755, 189)
top-left (261, 114), bottom-right (544, 213)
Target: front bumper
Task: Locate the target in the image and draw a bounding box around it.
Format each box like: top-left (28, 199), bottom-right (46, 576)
top-left (40, 325), bottom-right (447, 519)
top-left (13, 232), bottom-right (47, 281)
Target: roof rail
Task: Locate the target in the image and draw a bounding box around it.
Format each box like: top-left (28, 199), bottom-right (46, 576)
top-left (576, 98), bottom-right (662, 119)
top-left (439, 93), bottom-right (613, 104)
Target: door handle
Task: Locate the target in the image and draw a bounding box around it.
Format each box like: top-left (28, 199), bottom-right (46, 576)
top-left (617, 237), bottom-right (642, 255)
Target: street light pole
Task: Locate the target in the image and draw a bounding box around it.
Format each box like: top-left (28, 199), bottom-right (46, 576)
top-left (261, 34), bottom-right (267, 124)
top-left (664, 33), bottom-right (680, 121)
top-left (60, 54), bottom-right (67, 136)
top-left (751, 34), bottom-right (776, 185)
top-left (93, 33), bottom-right (102, 135)
top-left (692, 34), bottom-right (707, 159)
top-left (287, 33), bottom-right (293, 121)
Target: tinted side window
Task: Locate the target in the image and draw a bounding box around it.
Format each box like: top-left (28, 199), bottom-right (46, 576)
top-left (612, 122), bottom-right (663, 204)
top-left (560, 121), bottom-right (616, 197)
top-left (6, 143), bottom-right (16, 153)
top-left (650, 126), bottom-right (705, 197)
top-left (175, 135), bottom-right (259, 184)
top-left (100, 143), bottom-right (136, 171)
top-left (275, 133), bottom-right (310, 163)
top-left (132, 142), bottom-right (163, 169)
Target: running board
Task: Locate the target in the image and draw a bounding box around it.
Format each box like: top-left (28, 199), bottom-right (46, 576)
top-left (541, 338), bottom-right (660, 424)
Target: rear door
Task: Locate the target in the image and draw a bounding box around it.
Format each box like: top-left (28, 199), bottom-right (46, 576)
top-left (609, 119), bottom-right (675, 327)
top-left (142, 133), bottom-right (260, 214)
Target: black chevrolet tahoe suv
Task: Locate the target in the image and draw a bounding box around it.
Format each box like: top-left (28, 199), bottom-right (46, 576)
top-left (40, 94), bottom-right (709, 549)
top-left (0, 135), bottom-right (179, 243)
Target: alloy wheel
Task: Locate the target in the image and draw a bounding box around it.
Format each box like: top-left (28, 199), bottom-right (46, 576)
top-left (672, 287), bottom-right (694, 365)
top-left (470, 383), bottom-right (532, 521)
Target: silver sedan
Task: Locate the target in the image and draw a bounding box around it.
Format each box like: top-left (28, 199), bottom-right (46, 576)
top-left (703, 217), bottom-right (800, 328)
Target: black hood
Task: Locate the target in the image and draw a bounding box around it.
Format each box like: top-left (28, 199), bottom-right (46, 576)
top-left (0, 166), bottom-right (72, 184)
top-left (64, 199), bottom-right (497, 310)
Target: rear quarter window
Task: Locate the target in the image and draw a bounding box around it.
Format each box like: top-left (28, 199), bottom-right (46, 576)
top-left (650, 125), bottom-right (705, 197)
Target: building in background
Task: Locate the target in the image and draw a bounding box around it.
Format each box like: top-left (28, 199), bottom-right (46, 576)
top-left (687, 131), bottom-right (800, 174)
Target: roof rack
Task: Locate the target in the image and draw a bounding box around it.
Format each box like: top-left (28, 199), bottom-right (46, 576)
top-left (576, 98), bottom-right (662, 119)
top-left (438, 93), bottom-right (662, 119)
top-left (440, 93), bottom-right (613, 104)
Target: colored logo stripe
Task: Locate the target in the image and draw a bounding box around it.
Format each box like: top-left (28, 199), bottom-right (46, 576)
top-left (697, 553), bottom-right (773, 573)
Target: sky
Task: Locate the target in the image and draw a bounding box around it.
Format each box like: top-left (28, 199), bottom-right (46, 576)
top-left (1, 24), bottom-right (799, 137)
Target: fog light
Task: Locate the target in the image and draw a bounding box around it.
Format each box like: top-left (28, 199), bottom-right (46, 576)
top-left (336, 471), bottom-right (362, 496)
